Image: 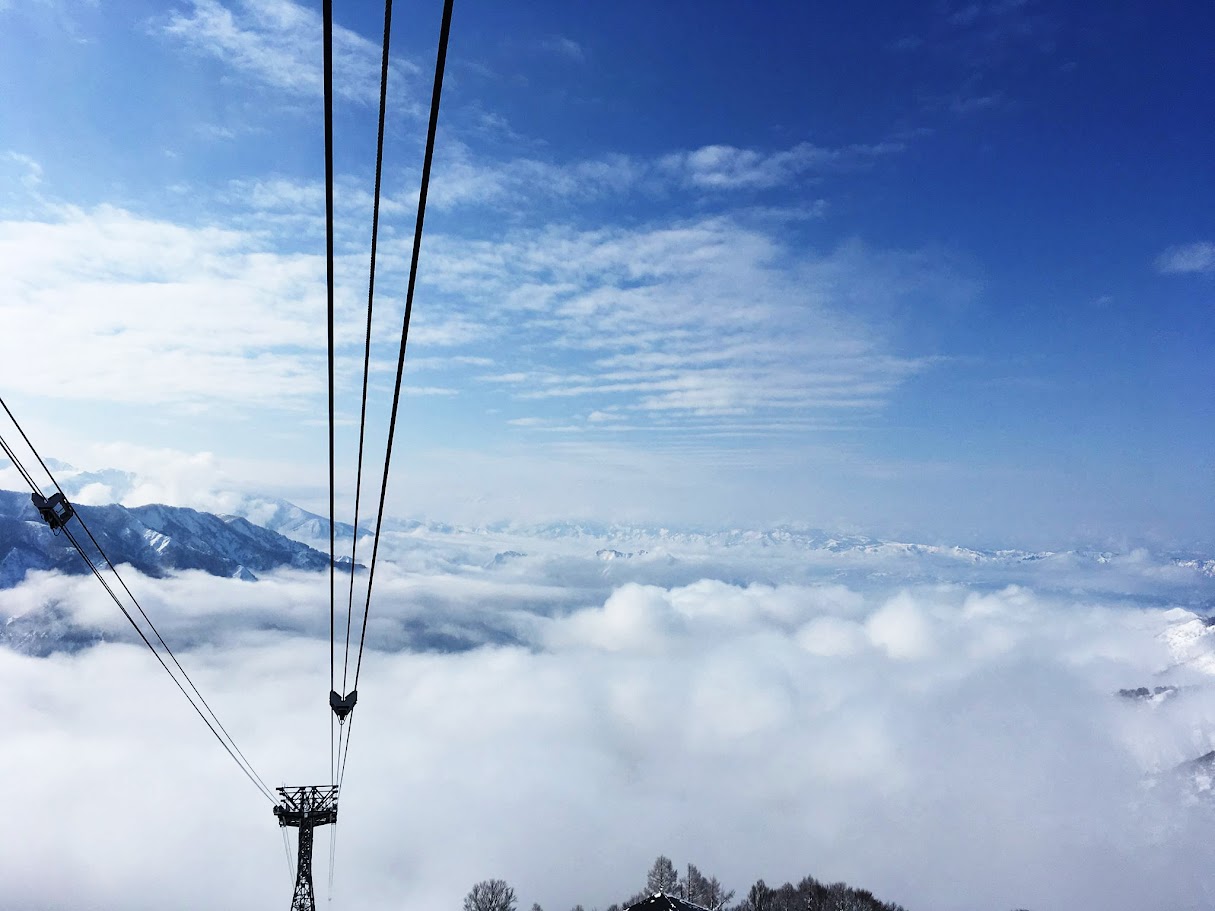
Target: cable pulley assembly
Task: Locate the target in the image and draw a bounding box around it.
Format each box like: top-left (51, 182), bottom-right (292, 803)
top-left (329, 689), bottom-right (357, 722)
top-left (31, 491), bottom-right (74, 531)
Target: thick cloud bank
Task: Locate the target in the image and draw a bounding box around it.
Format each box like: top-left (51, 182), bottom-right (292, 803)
top-left (3, 532), bottom-right (1215, 911)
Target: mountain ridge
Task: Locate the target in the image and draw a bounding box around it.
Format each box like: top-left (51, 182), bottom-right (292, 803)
top-left (0, 489), bottom-right (332, 587)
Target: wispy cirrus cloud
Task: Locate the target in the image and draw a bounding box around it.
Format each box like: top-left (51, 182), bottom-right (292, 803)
top-left (1156, 241), bottom-right (1215, 275)
top-left (0, 137), bottom-right (965, 452)
top-left (188, 133), bottom-right (880, 229)
top-left (419, 220), bottom-right (972, 434)
top-left (659, 140), bottom-right (903, 190)
top-left (3, 151), bottom-right (43, 189)
top-left (160, 0), bottom-right (419, 106)
top-left (430, 147), bottom-right (643, 210)
top-left (898, 1), bottom-right (1061, 118)
top-left (429, 138), bottom-right (902, 210)
top-left (535, 34), bottom-right (586, 63)
top-left (940, 0), bottom-right (1058, 61)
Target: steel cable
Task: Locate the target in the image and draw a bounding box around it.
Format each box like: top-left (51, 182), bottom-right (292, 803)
top-left (322, 0), bottom-right (339, 785)
top-left (0, 406), bottom-right (276, 803)
top-left (335, 0), bottom-right (454, 789)
top-left (350, 0), bottom-right (455, 699)
top-left (341, 0), bottom-right (395, 706)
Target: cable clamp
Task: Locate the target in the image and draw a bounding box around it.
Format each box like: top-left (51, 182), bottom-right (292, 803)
top-left (31, 491), bottom-right (74, 534)
top-left (329, 689), bottom-right (357, 723)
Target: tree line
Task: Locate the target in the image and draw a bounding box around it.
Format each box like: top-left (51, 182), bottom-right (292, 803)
top-left (462, 854), bottom-right (908, 911)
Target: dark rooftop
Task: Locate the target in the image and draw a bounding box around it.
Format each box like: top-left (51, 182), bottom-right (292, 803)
top-left (625, 893), bottom-right (713, 911)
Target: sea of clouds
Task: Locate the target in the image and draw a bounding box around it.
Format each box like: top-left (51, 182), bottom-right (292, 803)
top-left (3, 520), bottom-right (1215, 911)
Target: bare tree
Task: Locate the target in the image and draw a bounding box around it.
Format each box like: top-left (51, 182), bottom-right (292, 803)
top-left (683, 864), bottom-right (710, 905)
top-left (679, 862), bottom-right (733, 909)
top-left (464, 880), bottom-right (518, 911)
top-left (645, 856), bottom-right (679, 895)
top-left (742, 879), bottom-right (772, 911)
top-left (702, 875), bottom-right (734, 910)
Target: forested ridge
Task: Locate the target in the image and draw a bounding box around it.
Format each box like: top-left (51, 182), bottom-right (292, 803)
top-left (462, 855), bottom-right (909, 911)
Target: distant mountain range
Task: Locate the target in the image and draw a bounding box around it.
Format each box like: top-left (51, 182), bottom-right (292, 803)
top-left (4, 481), bottom-right (1215, 600)
top-left (518, 522), bottom-right (1215, 576)
top-left (0, 489), bottom-right (334, 587)
top-left (222, 494), bottom-right (361, 543)
top-left (7, 458), bottom-right (1214, 577)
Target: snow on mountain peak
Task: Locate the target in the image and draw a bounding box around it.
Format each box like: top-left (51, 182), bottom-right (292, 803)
top-left (1158, 610), bottom-right (1215, 674)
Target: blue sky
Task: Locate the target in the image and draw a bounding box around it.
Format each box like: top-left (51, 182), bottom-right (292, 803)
top-left (0, 0), bottom-right (1211, 548)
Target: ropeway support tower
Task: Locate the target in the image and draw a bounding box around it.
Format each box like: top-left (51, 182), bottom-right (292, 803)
top-left (274, 786), bottom-right (339, 911)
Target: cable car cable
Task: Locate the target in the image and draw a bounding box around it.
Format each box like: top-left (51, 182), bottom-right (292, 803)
top-left (282, 828), bottom-right (296, 885)
top-left (328, 816), bottom-right (340, 898)
top-left (0, 399), bottom-right (275, 800)
top-left (0, 408), bottom-right (276, 803)
top-left (337, 714), bottom-right (357, 790)
top-left (349, 0), bottom-right (455, 712)
top-left (0, 434), bottom-right (39, 491)
top-left (340, 0), bottom-right (395, 714)
top-left (60, 522), bottom-right (276, 803)
top-left (69, 514), bottom-right (275, 802)
top-left (322, 0), bottom-right (339, 786)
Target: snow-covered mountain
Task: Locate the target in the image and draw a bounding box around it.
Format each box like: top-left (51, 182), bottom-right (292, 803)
top-left (1156, 608), bottom-right (1215, 675)
top-left (434, 518), bottom-right (1213, 576)
top-left (0, 602), bottom-right (105, 657)
top-left (7, 457), bottom-right (1215, 612)
top-left (222, 494), bottom-right (361, 544)
top-left (0, 489), bottom-right (331, 587)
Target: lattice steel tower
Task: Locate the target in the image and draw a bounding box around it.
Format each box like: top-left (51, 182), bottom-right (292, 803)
top-left (274, 785), bottom-right (339, 911)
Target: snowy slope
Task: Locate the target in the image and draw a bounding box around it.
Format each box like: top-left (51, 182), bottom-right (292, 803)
top-left (1157, 608), bottom-right (1215, 675)
top-left (222, 494), bottom-right (359, 544)
top-left (0, 489), bottom-right (330, 587)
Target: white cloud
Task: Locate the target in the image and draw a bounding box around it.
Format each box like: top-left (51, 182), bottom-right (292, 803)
top-left (429, 144), bottom-right (644, 211)
top-left (402, 385), bottom-right (458, 397)
top-left (420, 220), bottom-right (966, 434)
top-left (536, 35), bottom-right (586, 62)
top-left (428, 138), bottom-right (903, 211)
top-left (1, 120), bottom-right (965, 533)
top-left (226, 175), bottom-right (416, 226)
top-left (1156, 241), bottom-right (1215, 275)
top-left (0, 197), bottom-right (468, 425)
top-left (161, 0), bottom-right (419, 106)
top-left (550, 582), bottom-right (676, 651)
top-left (661, 141), bottom-right (902, 191)
top-left (4, 150), bottom-right (43, 189)
top-left (0, 137), bottom-right (942, 455)
top-left (949, 91), bottom-right (1003, 113)
top-left (3, 548), bottom-right (1215, 911)
top-left (0, 204), bottom-right (327, 410)
top-left (798, 614), bottom-right (868, 656)
top-left (866, 590), bottom-right (937, 659)
top-left (407, 313), bottom-right (489, 347)
top-left (405, 355), bottom-right (495, 371)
